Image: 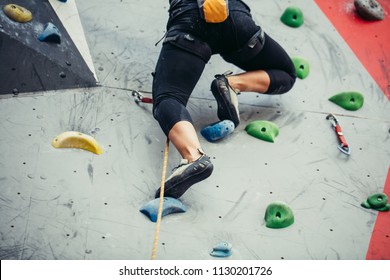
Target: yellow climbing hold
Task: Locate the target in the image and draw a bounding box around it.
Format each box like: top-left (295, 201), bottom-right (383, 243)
top-left (51, 131), bottom-right (103, 155)
top-left (3, 4), bottom-right (32, 23)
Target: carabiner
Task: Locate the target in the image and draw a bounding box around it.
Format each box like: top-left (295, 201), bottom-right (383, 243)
top-left (325, 114), bottom-right (338, 127)
top-left (326, 114), bottom-right (351, 155)
top-left (132, 90), bottom-right (153, 104)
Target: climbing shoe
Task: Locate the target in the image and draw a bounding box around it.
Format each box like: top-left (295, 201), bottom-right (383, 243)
top-left (155, 154), bottom-right (214, 199)
top-left (211, 72), bottom-right (240, 127)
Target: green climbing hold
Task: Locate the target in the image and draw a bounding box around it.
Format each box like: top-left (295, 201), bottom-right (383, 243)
top-left (328, 91), bottom-right (364, 111)
top-left (245, 120), bottom-right (279, 143)
top-left (264, 201), bottom-right (294, 229)
top-left (361, 193), bottom-right (390, 212)
top-left (280, 6), bottom-right (304, 28)
top-left (292, 57), bottom-right (310, 79)
top-left (3, 4), bottom-right (32, 23)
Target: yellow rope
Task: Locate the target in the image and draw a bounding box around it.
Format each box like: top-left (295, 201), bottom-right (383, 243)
top-left (151, 138), bottom-right (170, 260)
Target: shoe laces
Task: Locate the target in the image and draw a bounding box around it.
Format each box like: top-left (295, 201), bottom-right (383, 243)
top-left (215, 71), bottom-right (240, 95)
top-left (172, 159), bottom-right (189, 172)
top-left (220, 70), bottom-right (233, 77)
top-left (171, 148), bottom-right (206, 172)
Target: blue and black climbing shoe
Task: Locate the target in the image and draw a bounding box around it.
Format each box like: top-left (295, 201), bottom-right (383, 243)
top-left (211, 72), bottom-right (240, 127)
top-left (155, 152), bottom-right (214, 199)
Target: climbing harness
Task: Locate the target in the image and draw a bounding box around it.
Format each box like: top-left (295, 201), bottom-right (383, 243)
top-left (168, 0), bottom-right (229, 24)
top-left (132, 90), bottom-right (153, 104)
top-left (221, 29), bottom-right (265, 64)
top-left (198, 0), bottom-right (229, 23)
top-left (326, 114), bottom-right (351, 155)
top-left (151, 138), bottom-right (170, 260)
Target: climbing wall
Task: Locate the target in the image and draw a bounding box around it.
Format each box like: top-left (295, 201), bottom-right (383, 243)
top-left (0, 0), bottom-right (389, 261)
top-left (0, 0), bottom-right (96, 95)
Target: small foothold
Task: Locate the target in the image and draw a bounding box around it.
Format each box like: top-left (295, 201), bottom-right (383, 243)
top-left (210, 242), bottom-right (232, 258)
top-left (362, 193), bottom-right (390, 212)
top-left (291, 57), bottom-right (310, 79)
top-left (245, 120), bottom-right (279, 143)
top-left (280, 6), bottom-right (304, 28)
top-left (264, 201), bottom-right (294, 229)
top-left (3, 4), bottom-right (32, 23)
top-left (328, 91), bottom-right (364, 111)
top-left (200, 120), bottom-right (235, 142)
top-left (354, 0), bottom-right (384, 21)
top-left (58, 0), bottom-right (68, 2)
top-left (139, 197), bottom-right (187, 222)
top-left (38, 23), bottom-right (62, 44)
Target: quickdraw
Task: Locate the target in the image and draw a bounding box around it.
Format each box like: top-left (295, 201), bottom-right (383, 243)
top-left (326, 114), bottom-right (351, 155)
top-left (132, 90), bottom-right (153, 104)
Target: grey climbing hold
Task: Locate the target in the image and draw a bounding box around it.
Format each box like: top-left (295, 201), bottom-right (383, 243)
top-left (200, 120), bottom-right (235, 142)
top-left (210, 242), bottom-right (232, 258)
top-left (354, 0), bottom-right (384, 21)
top-left (264, 201), bottom-right (294, 229)
top-left (139, 197), bottom-right (187, 222)
top-left (38, 23), bottom-right (62, 44)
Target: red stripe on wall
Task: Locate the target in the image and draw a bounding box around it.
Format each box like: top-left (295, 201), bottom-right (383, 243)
top-left (365, 167), bottom-right (390, 260)
top-left (314, 0), bottom-right (390, 100)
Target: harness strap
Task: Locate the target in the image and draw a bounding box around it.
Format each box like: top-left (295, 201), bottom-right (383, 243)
top-left (169, 1), bottom-right (198, 20)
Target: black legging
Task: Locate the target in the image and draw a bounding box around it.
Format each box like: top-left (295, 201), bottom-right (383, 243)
top-left (153, 0), bottom-right (296, 136)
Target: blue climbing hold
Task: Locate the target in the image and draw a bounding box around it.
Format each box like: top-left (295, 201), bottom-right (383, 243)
top-left (210, 242), bottom-right (233, 257)
top-left (139, 197), bottom-right (187, 222)
top-left (38, 22), bottom-right (61, 44)
top-left (58, 0), bottom-right (68, 2)
top-left (200, 120), bottom-right (235, 142)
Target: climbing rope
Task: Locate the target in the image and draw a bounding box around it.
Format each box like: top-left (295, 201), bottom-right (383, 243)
top-left (151, 137), bottom-right (170, 260)
top-left (128, 88), bottom-right (167, 259)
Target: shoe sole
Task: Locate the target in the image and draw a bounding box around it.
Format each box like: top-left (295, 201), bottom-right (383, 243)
top-left (155, 160), bottom-right (214, 199)
top-left (211, 78), bottom-right (240, 127)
